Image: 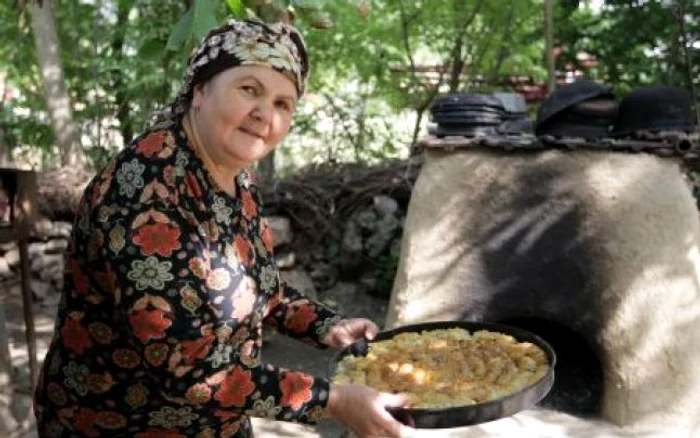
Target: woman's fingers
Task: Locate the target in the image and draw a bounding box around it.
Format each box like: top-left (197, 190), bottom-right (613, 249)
top-left (325, 318), bottom-right (379, 348)
top-left (375, 411), bottom-right (413, 438)
top-left (376, 392), bottom-right (413, 437)
top-left (378, 392), bottom-right (410, 408)
top-left (344, 318), bottom-right (378, 342)
top-left (329, 385), bottom-right (415, 438)
top-left (363, 321), bottom-right (379, 340)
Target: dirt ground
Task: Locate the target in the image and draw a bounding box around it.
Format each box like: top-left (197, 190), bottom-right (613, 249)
top-left (1, 283), bottom-right (680, 438)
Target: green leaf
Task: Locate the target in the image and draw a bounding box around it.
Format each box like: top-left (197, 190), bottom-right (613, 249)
top-left (166, 7), bottom-right (194, 51)
top-left (192, 0), bottom-right (220, 42)
top-left (225, 0), bottom-right (245, 16)
top-left (139, 39), bottom-right (165, 61)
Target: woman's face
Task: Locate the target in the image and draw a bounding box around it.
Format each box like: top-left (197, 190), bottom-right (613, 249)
top-left (191, 65), bottom-right (298, 172)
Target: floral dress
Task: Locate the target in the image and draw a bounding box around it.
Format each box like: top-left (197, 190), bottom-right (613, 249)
top-left (34, 119), bottom-right (344, 438)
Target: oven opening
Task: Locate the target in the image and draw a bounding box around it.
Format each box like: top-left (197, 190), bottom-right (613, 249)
top-left (498, 317), bottom-right (603, 416)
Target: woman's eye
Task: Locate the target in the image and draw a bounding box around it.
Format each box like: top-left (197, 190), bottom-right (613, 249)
top-left (276, 101), bottom-right (292, 112)
top-left (241, 85), bottom-right (257, 95)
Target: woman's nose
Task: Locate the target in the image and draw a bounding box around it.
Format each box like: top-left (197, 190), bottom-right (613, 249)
top-left (250, 102), bottom-right (272, 123)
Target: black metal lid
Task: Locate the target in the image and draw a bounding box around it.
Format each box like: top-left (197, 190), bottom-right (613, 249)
top-left (493, 92), bottom-right (528, 115)
top-left (611, 85), bottom-right (698, 137)
top-left (535, 80), bottom-right (615, 134)
top-left (537, 98), bottom-right (618, 139)
top-left (431, 93), bottom-right (505, 113)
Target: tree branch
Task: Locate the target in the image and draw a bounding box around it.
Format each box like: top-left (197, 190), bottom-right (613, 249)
top-left (448, 0), bottom-right (486, 91)
top-left (488, 5), bottom-right (516, 84)
top-left (674, 0), bottom-right (699, 130)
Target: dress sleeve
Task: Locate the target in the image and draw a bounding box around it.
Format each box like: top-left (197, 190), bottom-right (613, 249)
top-left (264, 280), bottom-right (345, 349)
top-left (96, 197), bottom-right (331, 424)
top-left (257, 218), bottom-right (345, 348)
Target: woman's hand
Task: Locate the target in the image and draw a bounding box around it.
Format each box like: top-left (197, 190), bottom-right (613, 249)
top-left (327, 384), bottom-right (413, 438)
top-left (321, 318), bottom-right (379, 349)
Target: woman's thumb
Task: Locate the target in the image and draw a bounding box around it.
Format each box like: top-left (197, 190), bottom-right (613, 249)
top-left (378, 392), bottom-right (411, 408)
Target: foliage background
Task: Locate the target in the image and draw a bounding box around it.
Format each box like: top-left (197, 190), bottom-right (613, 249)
top-left (0, 0), bottom-right (697, 173)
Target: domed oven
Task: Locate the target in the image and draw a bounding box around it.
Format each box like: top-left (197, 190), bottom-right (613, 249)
top-left (386, 84), bottom-right (700, 436)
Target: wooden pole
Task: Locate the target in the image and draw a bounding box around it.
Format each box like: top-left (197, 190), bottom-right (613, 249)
top-left (545, 0), bottom-right (556, 93)
top-left (17, 171), bottom-right (38, 390)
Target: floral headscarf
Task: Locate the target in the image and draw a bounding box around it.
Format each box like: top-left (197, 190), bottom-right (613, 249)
top-left (147, 19), bottom-right (309, 129)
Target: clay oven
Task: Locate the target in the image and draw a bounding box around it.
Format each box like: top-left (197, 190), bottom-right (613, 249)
top-left (386, 85), bottom-right (700, 435)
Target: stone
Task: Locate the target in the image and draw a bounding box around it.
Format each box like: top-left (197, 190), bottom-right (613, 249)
top-left (339, 221), bottom-right (363, 274)
top-left (275, 251), bottom-right (296, 269)
top-left (0, 296), bottom-right (10, 388)
top-left (265, 216), bottom-right (293, 247)
top-left (364, 214), bottom-right (401, 258)
top-left (3, 248), bottom-right (18, 268)
top-left (0, 258), bottom-right (10, 279)
top-left (309, 262), bottom-right (338, 291)
top-left (31, 254), bottom-right (63, 275)
top-left (341, 221), bottom-right (363, 254)
top-left (373, 195), bottom-right (399, 216)
top-left (354, 209), bottom-right (378, 231)
top-left (28, 242), bottom-right (47, 258)
top-left (32, 217), bottom-right (54, 240)
top-left (30, 280), bottom-right (51, 302)
top-left (0, 242), bottom-right (15, 252)
top-left (51, 221), bottom-right (73, 239)
top-left (39, 262), bottom-right (64, 284)
top-left (45, 238), bottom-right (69, 254)
top-left (280, 269), bottom-right (317, 301)
top-left (358, 275), bottom-right (377, 292)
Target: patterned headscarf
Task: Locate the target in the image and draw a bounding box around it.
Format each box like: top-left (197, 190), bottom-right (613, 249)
top-left (147, 19), bottom-right (309, 129)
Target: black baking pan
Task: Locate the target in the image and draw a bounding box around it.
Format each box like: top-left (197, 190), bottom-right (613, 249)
top-left (327, 320), bottom-right (556, 429)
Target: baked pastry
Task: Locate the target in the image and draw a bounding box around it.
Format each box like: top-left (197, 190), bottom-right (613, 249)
top-left (332, 328), bottom-right (550, 408)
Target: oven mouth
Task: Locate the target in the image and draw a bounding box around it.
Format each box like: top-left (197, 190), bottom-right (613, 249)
top-left (498, 317), bottom-right (604, 417)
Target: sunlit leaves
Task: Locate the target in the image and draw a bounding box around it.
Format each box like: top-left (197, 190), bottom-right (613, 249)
top-left (225, 0), bottom-right (244, 15)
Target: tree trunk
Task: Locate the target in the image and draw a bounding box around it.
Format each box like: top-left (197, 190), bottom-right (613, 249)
top-left (0, 126), bottom-right (10, 167)
top-left (544, 0), bottom-right (556, 93)
top-left (449, 38), bottom-right (464, 93)
top-left (112, 1), bottom-right (133, 147)
top-left (28, 0), bottom-right (84, 168)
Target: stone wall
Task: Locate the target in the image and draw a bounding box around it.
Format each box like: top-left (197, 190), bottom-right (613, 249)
top-left (0, 194), bottom-right (406, 325)
top-left (0, 220), bottom-right (72, 302)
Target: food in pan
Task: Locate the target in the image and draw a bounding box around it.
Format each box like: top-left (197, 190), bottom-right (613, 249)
top-left (332, 328), bottom-right (550, 409)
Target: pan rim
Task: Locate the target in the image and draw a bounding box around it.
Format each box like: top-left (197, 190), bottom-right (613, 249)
top-left (327, 320), bottom-right (557, 427)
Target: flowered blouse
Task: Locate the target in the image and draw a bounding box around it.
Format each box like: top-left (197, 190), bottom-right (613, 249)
top-left (34, 119), bottom-right (344, 438)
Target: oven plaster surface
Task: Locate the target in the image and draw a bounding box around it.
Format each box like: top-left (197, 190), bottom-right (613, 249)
top-left (387, 148), bottom-right (700, 434)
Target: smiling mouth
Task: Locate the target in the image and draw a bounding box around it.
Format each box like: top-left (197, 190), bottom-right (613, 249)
top-left (240, 128), bottom-right (264, 140)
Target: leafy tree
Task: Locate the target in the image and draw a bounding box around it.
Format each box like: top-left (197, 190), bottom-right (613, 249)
top-left (28, 0), bottom-right (83, 167)
top-left (555, 0), bottom-right (699, 95)
top-left (1, 0), bottom-right (695, 172)
top-left (299, 0), bottom-right (546, 147)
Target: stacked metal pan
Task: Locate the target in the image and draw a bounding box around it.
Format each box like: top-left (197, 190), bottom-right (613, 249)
top-left (429, 92), bottom-right (532, 137)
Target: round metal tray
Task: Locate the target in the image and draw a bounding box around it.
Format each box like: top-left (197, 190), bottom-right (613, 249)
top-left (327, 320), bottom-right (556, 429)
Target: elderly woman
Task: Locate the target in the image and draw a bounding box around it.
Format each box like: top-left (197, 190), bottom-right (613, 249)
top-left (33, 19), bottom-right (412, 438)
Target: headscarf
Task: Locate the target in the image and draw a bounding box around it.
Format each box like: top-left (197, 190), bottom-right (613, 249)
top-left (147, 19), bottom-right (309, 129)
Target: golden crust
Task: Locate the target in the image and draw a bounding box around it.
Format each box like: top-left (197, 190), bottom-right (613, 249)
top-left (332, 328), bottom-right (550, 409)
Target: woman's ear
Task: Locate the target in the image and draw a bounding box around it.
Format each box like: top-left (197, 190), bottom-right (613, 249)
top-left (191, 83), bottom-right (205, 110)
